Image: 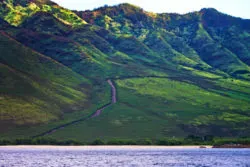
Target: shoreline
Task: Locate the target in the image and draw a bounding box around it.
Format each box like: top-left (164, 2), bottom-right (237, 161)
top-left (0, 145), bottom-right (213, 150)
top-left (1, 145), bottom-right (250, 149)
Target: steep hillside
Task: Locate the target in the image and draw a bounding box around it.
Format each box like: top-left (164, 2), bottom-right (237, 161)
top-left (77, 4), bottom-right (250, 79)
top-left (0, 30), bottom-right (92, 129)
top-left (0, 1), bottom-right (250, 139)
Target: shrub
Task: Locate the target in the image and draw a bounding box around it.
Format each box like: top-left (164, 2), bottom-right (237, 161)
top-left (91, 138), bottom-right (105, 145)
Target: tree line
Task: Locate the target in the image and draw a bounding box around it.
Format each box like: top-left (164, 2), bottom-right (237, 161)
top-left (0, 135), bottom-right (250, 146)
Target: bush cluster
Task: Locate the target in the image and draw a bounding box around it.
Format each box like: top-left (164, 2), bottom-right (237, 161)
top-left (0, 136), bottom-right (249, 146)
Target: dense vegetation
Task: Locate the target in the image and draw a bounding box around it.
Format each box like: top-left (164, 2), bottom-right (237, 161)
top-left (1, 136), bottom-right (250, 147)
top-left (0, 0), bottom-right (86, 26)
top-left (0, 0), bottom-right (250, 141)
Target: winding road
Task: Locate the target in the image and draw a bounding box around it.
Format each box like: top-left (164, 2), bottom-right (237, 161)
top-left (108, 79), bottom-right (117, 104)
top-left (32, 79), bottom-right (117, 138)
top-left (91, 79), bottom-right (117, 118)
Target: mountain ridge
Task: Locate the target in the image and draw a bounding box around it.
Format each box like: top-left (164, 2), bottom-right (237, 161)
top-left (0, 0), bottom-right (250, 139)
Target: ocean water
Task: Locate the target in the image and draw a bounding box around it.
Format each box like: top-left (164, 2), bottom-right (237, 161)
top-left (0, 147), bottom-right (250, 167)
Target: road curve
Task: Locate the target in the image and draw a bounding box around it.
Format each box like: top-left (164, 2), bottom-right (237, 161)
top-left (107, 79), bottom-right (117, 104)
top-left (91, 79), bottom-right (116, 118)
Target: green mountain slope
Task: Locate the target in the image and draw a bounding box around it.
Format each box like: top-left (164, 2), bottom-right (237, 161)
top-left (0, 30), bottom-right (92, 129)
top-left (49, 77), bottom-right (250, 141)
top-left (77, 4), bottom-right (250, 79)
top-left (0, 1), bottom-right (250, 140)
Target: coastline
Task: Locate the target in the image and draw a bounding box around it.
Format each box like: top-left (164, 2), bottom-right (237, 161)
top-left (213, 144), bottom-right (250, 148)
top-left (0, 145), bottom-right (213, 150)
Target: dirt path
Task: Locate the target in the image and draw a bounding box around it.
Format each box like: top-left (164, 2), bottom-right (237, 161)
top-left (32, 79), bottom-right (117, 138)
top-left (91, 104), bottom-right (110, 118)
top-left (108, 79), bottom-right (117, 104)
top-left (91, 80), bottom-right (116, 118)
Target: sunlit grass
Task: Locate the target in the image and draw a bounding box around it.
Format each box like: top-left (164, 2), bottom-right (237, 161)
top-left (1, 1), bottom-right (86, 27)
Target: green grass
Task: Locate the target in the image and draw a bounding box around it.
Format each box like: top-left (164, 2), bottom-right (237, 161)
top-left (0, 31), bottom-right (92, 127)
top-left (47, 103), bottom-right (184, 141)
top-left (116, 78), bottom-right (250, 111)
top-left (0, 77), bottom-right (111, 139)
top-left (44, 77), bottom-right (250, 141)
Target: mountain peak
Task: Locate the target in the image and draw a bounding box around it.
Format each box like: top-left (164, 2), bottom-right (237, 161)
top-left (118, 3), bottom-right (141, 9)
top-left (200, 7), bottom-right (250, 28)
top-left (116, 3), bottom-right (144, 14)
top-left (200, 8), bottom-right (218, 13)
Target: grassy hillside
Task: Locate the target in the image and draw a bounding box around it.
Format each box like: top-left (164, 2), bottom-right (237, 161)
top-left (0, 1), bottom-right (250, 139)
top-left (0, 30), bottom-right (93, 129)
top-left (46, 75), bottom-right (250, 141)
top-left (78, 4), bottom-right (250, 80)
